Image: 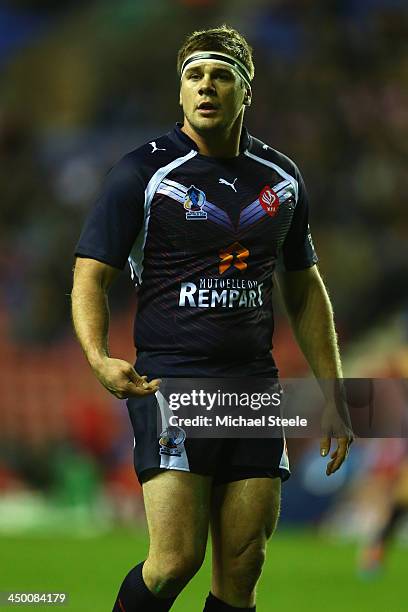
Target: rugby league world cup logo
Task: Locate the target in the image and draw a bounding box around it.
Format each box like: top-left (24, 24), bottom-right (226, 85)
top-left (184, 185), bottom-right (207, 220)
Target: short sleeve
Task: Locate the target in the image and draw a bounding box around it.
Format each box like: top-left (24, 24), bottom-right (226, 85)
top-left (280, 170), bottom-right (318, 271)
top-left (75, 154), bottom-right (145, 270)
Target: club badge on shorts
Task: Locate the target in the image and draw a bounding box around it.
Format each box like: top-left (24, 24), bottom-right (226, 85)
top-left (184, 185), bottom-right (207, 220)
top-left (159, 426), bottom-right (186, 457)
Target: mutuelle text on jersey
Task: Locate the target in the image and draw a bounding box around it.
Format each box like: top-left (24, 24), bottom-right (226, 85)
top-left (179, 277), bottom-right (264, 309)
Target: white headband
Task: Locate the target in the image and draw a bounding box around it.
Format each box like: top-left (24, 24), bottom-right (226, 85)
top-left (181, 51), bottom-right (252, 89)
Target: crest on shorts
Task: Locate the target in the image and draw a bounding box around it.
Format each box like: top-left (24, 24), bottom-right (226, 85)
top-left (184, 185), bottom-right (207, 220)
top-left (159, 426), bottom-right (186, 457)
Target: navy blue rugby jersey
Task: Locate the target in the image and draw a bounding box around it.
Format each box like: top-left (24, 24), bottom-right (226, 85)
top-left (75, 124), bottom-right (317, 375)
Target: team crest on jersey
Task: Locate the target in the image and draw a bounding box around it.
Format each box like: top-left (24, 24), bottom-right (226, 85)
top-left (159, 426), bottom-right (186, 457)
top-left (184, 185), bottom-right (207, 220)
top-left (259, 185), bottom-right (280, 217)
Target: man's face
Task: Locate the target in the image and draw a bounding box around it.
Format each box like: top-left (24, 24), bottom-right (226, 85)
top-left (179, 60), bottom-right (249, 133)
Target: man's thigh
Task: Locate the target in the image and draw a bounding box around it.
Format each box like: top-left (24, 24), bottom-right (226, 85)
top-left (142, 470), bottom-right (212, 563)
top-left (210, 477), bottom-right (281, 568)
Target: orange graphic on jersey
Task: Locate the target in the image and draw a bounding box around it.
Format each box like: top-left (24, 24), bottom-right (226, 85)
top-left (219, 242), bottom-right (249, 274)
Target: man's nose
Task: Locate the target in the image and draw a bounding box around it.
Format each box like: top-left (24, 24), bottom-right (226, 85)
top-left (198, 75), bottom-right (216, 95)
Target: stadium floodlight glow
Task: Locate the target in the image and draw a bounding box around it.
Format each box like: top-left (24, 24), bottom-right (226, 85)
top-left (181, 51), bottom-right (252, 90)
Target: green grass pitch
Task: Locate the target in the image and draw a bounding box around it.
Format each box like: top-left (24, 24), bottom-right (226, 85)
top-left (0, 529), bottom-right (406, 611)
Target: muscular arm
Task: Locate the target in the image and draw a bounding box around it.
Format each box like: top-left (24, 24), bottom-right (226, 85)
top-left (275, 265), bottom-right (342, 379)
top-left (275, 265), bottom-right (353, 474)
top-left (71, 257), bottom-right (160, 398)
top-left (72, 257), bottom-right (117, 366)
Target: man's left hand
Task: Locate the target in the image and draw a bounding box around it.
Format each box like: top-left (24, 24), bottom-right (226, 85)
top-left (320, 403), bottom-right (354, 476)
top-left (320, 435), bottom-right (353, 476)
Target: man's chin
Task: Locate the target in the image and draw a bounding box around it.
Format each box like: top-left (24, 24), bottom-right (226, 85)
top-left (190, 117), bottom-right (225, 133)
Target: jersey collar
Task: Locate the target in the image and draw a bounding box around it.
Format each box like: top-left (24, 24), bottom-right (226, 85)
top-left (169, 122), bottom-right (251, 155)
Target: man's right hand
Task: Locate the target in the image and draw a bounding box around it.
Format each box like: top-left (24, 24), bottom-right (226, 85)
top-left (91, 356), bottom-right (161, 399)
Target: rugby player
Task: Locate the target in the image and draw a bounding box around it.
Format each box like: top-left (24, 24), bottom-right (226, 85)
top-left (72, 25), bottom-right (353, 611)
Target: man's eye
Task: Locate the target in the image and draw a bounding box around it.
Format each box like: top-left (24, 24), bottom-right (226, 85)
top-left (189, 73), bottom-right (201, 80)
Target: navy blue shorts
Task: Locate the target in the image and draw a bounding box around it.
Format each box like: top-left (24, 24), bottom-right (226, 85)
top-left (126, 392), bottom-right (290, 485)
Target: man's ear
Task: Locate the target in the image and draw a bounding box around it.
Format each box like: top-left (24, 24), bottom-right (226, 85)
top-left (179, 92), bottom-right (183, 107)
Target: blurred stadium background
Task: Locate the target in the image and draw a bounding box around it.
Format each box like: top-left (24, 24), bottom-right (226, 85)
top-left (0, 0), bottom-right (407, 610)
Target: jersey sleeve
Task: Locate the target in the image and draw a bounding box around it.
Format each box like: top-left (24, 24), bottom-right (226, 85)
top-left (280, 170), bottom-right (318, 271)
top-left (75, 154), bottom-right (145, 270)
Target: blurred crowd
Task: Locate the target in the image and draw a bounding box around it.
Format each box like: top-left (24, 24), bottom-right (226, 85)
top-left (0, 0), bottom-right (407, 528)
top-left (1, 0), bottom-right (407, 343)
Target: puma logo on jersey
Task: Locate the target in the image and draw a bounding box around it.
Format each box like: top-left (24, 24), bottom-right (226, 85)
top-left (219, 177), bottom-right (238, 192)
top-left (149, 141), bottom-right (166, 153)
